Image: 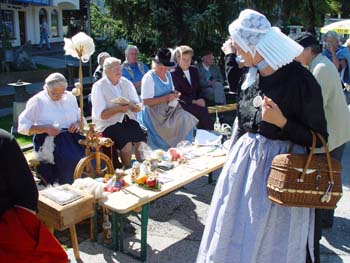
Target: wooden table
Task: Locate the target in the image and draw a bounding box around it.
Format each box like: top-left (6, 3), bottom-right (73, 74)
top-left (37, 185), bottom-right (95, 260)
top-left (99, 153), bottom-right (226, 261)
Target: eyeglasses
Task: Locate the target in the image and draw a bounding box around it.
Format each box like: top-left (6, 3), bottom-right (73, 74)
top-left (48, 89), bottom-right (67, 97)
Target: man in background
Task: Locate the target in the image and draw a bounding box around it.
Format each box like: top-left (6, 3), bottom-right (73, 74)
top-left (39, 18), bottom-right (50, 50)
top-left (196, 50), bottom-right (226, 105)
top-left (295, 31), bottom-right (350, 263)
top-left (323, 30), bottom-right (350, 104)
top-left (121, 45), bottom-right (149, 95)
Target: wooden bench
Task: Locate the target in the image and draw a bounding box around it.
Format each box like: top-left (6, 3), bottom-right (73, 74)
top-left (208, 103), bottom-right (237, 114)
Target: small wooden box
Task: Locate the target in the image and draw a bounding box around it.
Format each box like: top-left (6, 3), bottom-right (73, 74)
top-left (38, 185), bottom-right (95, 231)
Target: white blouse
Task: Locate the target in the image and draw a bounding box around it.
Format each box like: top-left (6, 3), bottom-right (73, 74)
top-left (183, 69), bottom-right (192, 85)
top-left (18, 90), bottom-right (80, 135)
top-left (141, 70), bottom-right (174, 99)
top-left (91, 76), bottom-right (141, 132)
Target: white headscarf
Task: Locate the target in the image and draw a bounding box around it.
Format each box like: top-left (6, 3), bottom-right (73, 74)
top-left (229, 9), bottom-right (303, 89)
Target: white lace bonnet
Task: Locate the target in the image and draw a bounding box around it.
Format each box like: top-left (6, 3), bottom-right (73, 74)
top-left (229, 9), bottom-right (303, 70)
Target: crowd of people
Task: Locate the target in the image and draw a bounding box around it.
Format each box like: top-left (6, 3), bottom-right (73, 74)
top-left (8, 7), bottom-right (350, 263)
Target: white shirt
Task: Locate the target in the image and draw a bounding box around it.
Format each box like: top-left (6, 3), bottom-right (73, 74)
top-left (141, 70), bottom-right (174, 99)
top-left (91, 76), bottom-right (141, 132)
top-left (18, 90), bottom-right (80, 135)
top-left (183, 69), bottom-right (191, 85)
top-left (202, 62), bottom-right (210, 72)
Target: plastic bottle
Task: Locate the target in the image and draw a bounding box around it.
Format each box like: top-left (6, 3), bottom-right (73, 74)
top-left (214, 110), bottom-right (221, 132)
top-left (103, 212), bottom-right (112, 244)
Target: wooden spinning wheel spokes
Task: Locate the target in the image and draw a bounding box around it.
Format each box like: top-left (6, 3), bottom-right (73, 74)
top-left (73, 152), bottom-right (114, 180)
top-left (74, 123), bottom-right (115, 180)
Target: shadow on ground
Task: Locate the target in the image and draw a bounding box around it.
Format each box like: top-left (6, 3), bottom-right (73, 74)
top-left (321, 216), bottom-right (350, 259)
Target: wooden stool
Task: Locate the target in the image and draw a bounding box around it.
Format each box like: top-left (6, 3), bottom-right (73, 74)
top-left (37, 185), bottom-right (94, 260)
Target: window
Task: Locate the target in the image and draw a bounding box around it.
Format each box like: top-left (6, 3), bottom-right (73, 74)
top-left (51, 10), bottom-right (59, 37)
top-left (1, 10), bottom-right (15, 39)
top-left (39, 8), bottom-right (47, 25)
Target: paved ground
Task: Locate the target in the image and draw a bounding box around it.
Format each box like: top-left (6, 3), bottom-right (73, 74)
top-left (62, 143), bottom-right (350, 263)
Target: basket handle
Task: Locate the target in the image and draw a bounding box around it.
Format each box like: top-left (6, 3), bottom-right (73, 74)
top-left (300, 131), bottom-right (334, 184)
top-left (315, 132), bottom-right (334, 184)
top-left (299, 131), bottom-right (316, 182)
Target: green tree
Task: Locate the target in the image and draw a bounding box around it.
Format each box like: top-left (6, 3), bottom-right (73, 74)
top-left (102, 0), bottom-right (342, 58)
top-left (282, 0), bottom-right (341, 32)
top-left (90, 3), bottom-right (125, 59)
top-left (104, 0), bottom-right (241, 57)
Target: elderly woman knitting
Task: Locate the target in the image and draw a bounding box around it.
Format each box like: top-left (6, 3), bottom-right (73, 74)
top-left (139, 48), bottom-right (198, 150)
top-left (197, 9), bottom-right (328, 263)
top-left (18, 73), bottom-right (85, 185)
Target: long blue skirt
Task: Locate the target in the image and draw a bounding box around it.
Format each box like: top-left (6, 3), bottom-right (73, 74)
top-left (197, 133), bottom-right (315, 263)
top-left (34, 132), bottom-right (85, 185)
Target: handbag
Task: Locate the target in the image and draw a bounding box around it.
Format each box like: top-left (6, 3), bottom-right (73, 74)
top-left (267, 131), bottom-right (342, 209)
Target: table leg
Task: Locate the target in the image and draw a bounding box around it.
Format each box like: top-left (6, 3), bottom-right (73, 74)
top-left (112, 212), bottom-right (119, 251)
top-left (208, 172), bottom-right (213, 184)
top-left (90, 217), bottom-right (94, 241)
top-left (119, 216), bottom-right (125, 252)
top-left (69, 224), bottom-right (80, 260)
top-left (92, 203), bottom-right (98, 241)
top-left (140, 203), bottom-right (149, 261)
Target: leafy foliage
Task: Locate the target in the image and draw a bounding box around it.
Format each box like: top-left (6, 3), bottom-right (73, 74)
top-left (100, 0), bottom-right (342, 58)
top-left (282, 0), bottom-right (342, 32)
top-left (90, 3), bottom-right (125, 60)
top-left (104, 0), bottom-right (241, 58)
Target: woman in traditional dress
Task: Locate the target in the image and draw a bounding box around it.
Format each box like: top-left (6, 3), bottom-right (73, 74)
top-left (18, 73), bottom-right (85, 185)
top-left (140, 48), bottom-right (198, 150)
top-left (171, 45), bottom-right (213, 130)
top-left (91, 57), bottom-right (147, 168)
top-left (197, 9), bottom-right (328, 263)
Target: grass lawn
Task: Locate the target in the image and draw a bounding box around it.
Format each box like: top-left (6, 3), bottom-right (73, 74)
top-left (0, 114), bottom-right (33, 147)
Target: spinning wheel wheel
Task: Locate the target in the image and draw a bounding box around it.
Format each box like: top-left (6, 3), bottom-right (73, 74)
top-left (74, 152), bottom-right (114, 179)
top-left (73, 124), bottom-right (115, 180)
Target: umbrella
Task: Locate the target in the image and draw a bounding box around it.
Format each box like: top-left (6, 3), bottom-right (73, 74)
top-left (320, 19), bottom-right (350, 34)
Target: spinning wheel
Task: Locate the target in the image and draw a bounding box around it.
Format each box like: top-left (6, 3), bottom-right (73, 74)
top-left (73, 124), bottom-right (115, 179)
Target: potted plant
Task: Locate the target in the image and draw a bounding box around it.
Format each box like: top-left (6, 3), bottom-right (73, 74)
top-left (0, 25), bottom-right (14, 63)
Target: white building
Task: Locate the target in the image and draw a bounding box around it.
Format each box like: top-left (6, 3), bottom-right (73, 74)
top-left (1, 0), bottom-right (79, 47)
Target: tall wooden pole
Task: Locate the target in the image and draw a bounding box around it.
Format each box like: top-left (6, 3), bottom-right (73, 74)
top-left (79, 55), bottom-right (84, 131)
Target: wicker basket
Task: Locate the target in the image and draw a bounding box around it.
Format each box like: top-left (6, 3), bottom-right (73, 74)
top-left (267, 132), bottom-right (343, 209)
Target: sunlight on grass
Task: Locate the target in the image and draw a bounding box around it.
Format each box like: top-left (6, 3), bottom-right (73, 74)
top-left (0, 114), bottom-right (33, 147)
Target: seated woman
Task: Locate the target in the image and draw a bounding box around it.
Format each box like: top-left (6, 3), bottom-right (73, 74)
top-left (91, 57), bottom-right (147, 168)
top-left (171, 45), bottom-right (213, 130)
top-left (18, 73), bottom-right (85, 185)
top-left (140, 48), bottom-right (198, 150)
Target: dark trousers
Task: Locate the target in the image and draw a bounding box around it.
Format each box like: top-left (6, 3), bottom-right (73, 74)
top-left (307, 143), bottom-right (346, 263)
